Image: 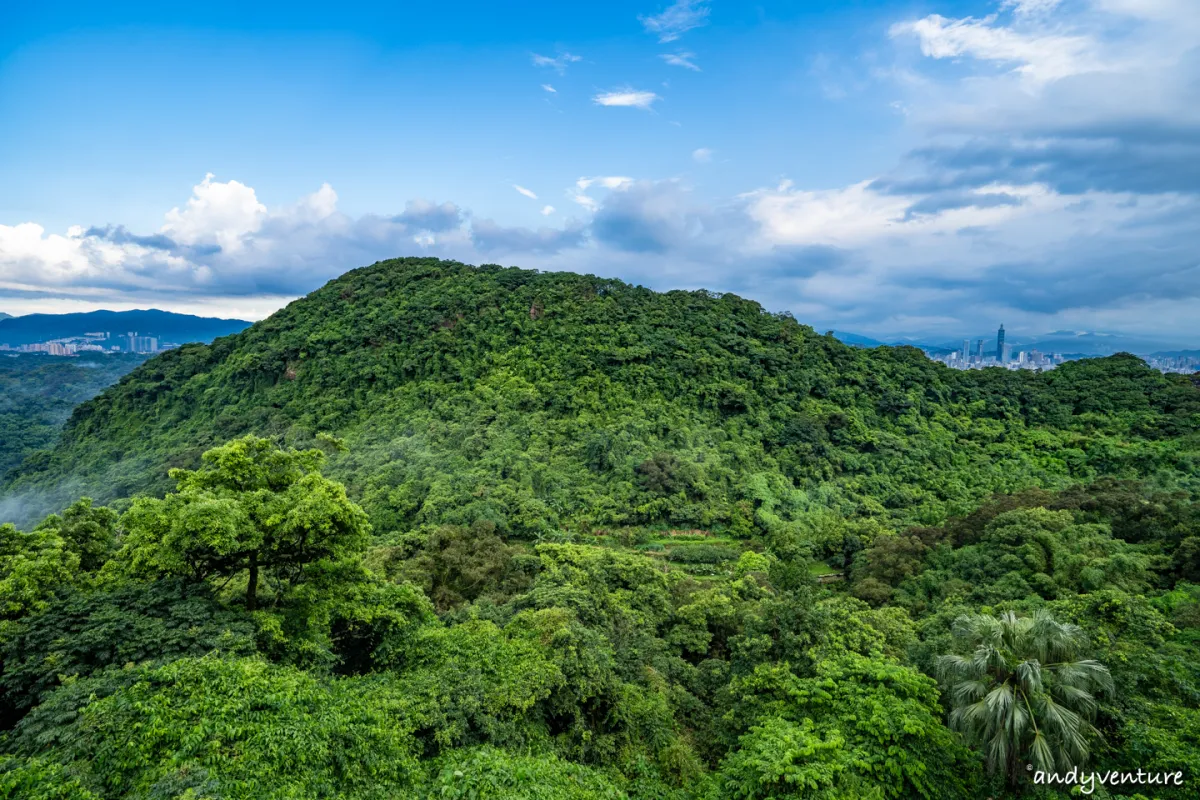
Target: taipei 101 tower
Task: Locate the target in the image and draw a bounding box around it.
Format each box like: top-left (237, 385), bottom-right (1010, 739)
top-left (997, 324), bottom-right (1006, 363)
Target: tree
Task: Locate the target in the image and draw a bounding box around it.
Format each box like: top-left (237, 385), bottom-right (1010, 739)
top-left (399, 520), bottom-right (520, 611)
top-left (118, 435), bottom-right (370, 610)
top-left (33, 497), bottom-right (118, 572)
top-left (0, 523), bottom-right (78, 624)
top-left (6, 656), bottom-right (422, 798)
top-left (0, 578), bottom-right (255, 722)
top-left (717, 653), bottom-right (976, 799)
top-left (936, 610), bottom-right (1114, 785)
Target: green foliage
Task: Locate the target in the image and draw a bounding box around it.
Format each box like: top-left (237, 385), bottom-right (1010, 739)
top-left (0, 522), bottom-right (78, 624)
top-left (391, 618), bottom-right (564, 752)
top-left (419, 746), bottom-right (629, 799)
top-left (116, 435), bottom-right (371, 609)
top-left (393, 520), bottom-right (529, 611)
top-left (7, 656), bottom-right (423, 799)
top-left (0, 353), bottom-right (145, 480)
top-left (32, 497), bottom-right (118, 572)
top-left (937, 610), bottom-right (1114, 785)
top-left (894, 507), bottom-right (1156, 610)
top-left (1, 259), bottom-right (1198, 799)
top-left (0, 578), bottom-right (255, 721)
top-left (665, 544), bottom-right (738, 564)
top-left (6, 260), bottom-right (1198, 537)
top-left (718, 653), bottom-right (975, 799)
top-left (0, 755), bottom-right (102, 800)
top-left (714, 717), bottom-right (870, 800)
top-left (255, 557), bottom-right (436, 673)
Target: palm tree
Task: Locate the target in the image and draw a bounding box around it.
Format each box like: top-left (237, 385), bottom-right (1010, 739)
top-left (936, 610), bottom-right (1114, 786)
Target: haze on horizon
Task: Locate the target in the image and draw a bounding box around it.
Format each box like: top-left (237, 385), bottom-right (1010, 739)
top-left (2, 0), bottom-right (1198, 347)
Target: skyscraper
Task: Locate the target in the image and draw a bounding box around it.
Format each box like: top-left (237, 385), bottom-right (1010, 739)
top-left (962, 339), bottom-right (970, 361)
top-left (997, 324), bottom-right (1006, 363)
top-left (975, 339), bottom-right (984, 359)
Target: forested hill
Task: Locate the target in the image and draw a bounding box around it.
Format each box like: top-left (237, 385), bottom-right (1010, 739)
top-left (3, 257), bottom-right (1198, 532)
top-left (4, 257), bottom-right (1200, 799)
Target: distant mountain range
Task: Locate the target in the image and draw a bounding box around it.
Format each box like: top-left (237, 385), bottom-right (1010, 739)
top-left (0, 309), bottom-right (251, 347)
top-left (0, 312), bottom-right (11, 321)
top-left (833, 329), bottom-right (1193, 357)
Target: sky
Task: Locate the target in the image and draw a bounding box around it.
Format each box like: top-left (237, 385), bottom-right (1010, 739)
top-left (1, 0), bottom-right (1198, 345)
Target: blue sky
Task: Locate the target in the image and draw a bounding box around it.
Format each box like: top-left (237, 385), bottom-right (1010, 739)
top-left (2, 0), bottom-right (1198, 345)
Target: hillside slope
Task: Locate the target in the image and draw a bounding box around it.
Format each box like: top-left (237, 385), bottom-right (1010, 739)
top-left (0, 354), bottom-right (147, 478)
top-left (3, 258), bottom-right (1198, 534)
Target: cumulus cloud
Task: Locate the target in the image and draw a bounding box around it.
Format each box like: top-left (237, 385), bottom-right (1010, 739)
top-left (2, 176), bottom-right (462, 310)
top-left (692, 147), bottom-right (713, 163)
top-left (640, 1), bottom-right (710, 43)
top-left (593, 89), bottom-right (660, 109)
top-left (541, 205), bottom-right (556, 216)
top-left (661, 52), bottom-right (700, 71)
top-left (160, 173), bottom-right (267, 252)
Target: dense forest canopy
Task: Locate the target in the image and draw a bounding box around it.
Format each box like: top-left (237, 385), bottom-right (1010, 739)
top-left (0, 354), bottom-right (147, 482)
top-left (1, 258), bottom-right (1198, 798)
top-left (4, 258), bottom-right (1197, 535)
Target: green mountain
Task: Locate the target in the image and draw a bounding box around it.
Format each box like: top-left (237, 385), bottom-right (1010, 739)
top-left (3, 258), bottom-right (1200, 799)
top-left (5, 257), bottom-right (1198, 533)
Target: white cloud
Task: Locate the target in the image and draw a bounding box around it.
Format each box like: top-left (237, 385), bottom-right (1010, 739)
top-left (513, 184), bottom-right (538, 200)
top-left (571, 176), bottom-right (635, 211)
top-left (541, 205), bottom-right (556, 215)
top-left (0, 175), bottom-right (474, 306)
top-left (692, 147), bottom-right (713, 163)
top-left (531, 52), bottom-right (582, 74)
top-left (890, 13), bottom-right (1101, 85)
top-left (640, 1), bottom-right (710, 43)
top-left (5, 169), bottom-right (1200, 342)
top-left (593, 89), bottom-right (660, 109)
top-left (160, 173), bottom-right (267, 252)
top-left (742, 179), bottom-right (1054, 248)
top-left (541, 84), bottom-right (556, 93)
top-left (1001, 0), bottom-right (1061, 15)
top-left (661, 52), bottom-right (700, 71)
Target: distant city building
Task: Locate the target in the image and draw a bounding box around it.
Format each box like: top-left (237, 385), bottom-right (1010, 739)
top-left (975, 339), bottom-right (984, 359)
top-left (997, 324), bottom-right (1006, 363)
top-left (962, 339), bottom-right (970, 361)
top-left (1001, 343), bottom-right (1012, 363)
top-left (118, 332), bottom-right (160, 353)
